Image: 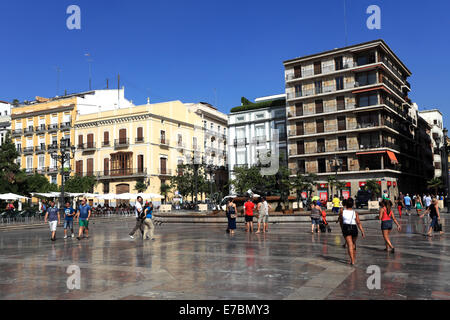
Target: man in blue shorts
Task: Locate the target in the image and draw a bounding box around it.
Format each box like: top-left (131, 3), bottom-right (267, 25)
top-left (403, 193), bottom-right (412, 216)
top-left (63, 201), bottom-right (76, 239)
top-left (76, 198), bottom-right (92, 240)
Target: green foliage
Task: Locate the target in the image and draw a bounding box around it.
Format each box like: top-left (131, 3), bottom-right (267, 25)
top-left (230, 165), bottom-right (266, 195)
top-left (427, 177), bottom-right (443, 194)
top-left (364, 180), bottom-right (381, 199)
top-left (231, 98), bottom-right (285, 113)
top-left (64, 175), bottom-right (97, 193)
top-left (291, 172), bottom-right (317, 205)
top-left (25, 174), bottom-right (56, 194)
top-left (0, 134), bottom-right (27, 194)
top-left (160, 182), bottom-right (172, 203)
top-left (134, 179), bottom-right (148, 193)
top-left (241, 97), bottom-right (251, 105)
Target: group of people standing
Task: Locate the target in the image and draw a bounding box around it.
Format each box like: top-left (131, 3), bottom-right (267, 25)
top-left (225, 196), bottom-right (271, 235)
top-left (335, 194), bottom-right (444, 265)
top-left (43, 198), bottom-right (92, 241)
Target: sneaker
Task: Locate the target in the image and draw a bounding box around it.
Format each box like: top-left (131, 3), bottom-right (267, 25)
top-left (64, 235), bottom-right (68, 239)
top-left (71, 234), bottom-right (75, 238)
top-left (77, 237), bottom-right (81, 240)
top-left (129, 235), bottom-right (134, 239)
top-left (151, 238), bottom-right (156, 241)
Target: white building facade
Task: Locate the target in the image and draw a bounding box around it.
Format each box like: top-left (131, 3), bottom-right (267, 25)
top-left (419, 109), bottom-right (444, 178)
top-left (227, 94), bottom-right (287, 190)
top-left (0, 100), bottom-right (11, 146)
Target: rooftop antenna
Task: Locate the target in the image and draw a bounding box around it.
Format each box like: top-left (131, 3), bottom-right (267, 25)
top-left (106, 78), bottom-right (109, 89)
top-left (85, 53), bottom-right (93, 90)
top-left (343, 0), bottom-right (348, 46)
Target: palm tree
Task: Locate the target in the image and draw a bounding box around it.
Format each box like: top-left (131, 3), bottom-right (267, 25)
top-left (365, 180), bottom-right (381, 200)
top-left (291, 172), bottom-right (317, 209)
top-left (134, 179), bottom-right (148, 193)
top-left (160, 183), bottom-right (171, 204)
top-left (427, 177), bottom-right (443, 195)
top-left (327, 175), bottom-right (336, 199)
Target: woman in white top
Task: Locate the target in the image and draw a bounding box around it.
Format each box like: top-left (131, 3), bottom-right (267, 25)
top-left (338, 197), bottom-right (365, 265)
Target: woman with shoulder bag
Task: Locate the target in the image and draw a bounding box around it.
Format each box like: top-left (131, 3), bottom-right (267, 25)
top-left (227, 199), bottom-right (237, 235)
top-left (379, 200), bottom-right (401, 252)
top-left (339, 197), bottom-right (365, 265)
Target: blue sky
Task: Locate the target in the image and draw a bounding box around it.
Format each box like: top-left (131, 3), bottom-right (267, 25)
top-left (1, 0), bottom-right (449, 127)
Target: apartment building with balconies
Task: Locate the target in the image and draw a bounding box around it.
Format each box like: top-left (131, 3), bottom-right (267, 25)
top-left (10, 89), bottom-right (134, 185)
top-left (74, 99), bottom-right (228, 203)
top-left (285, 39), bottom-right (433, 199)
top-left (228, 94), bottom-right (287, 188)
top-left (418, 109), bottom-right (444, 178)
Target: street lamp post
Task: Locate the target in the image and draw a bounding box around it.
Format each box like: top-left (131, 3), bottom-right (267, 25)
top-left (329, 154), bottom-right (343, 198)
top-left (442, 128), bottom-right (449, 211)
top-left (190, 151), bottom-right (204, 211)
top-left (51, 138), bottom-right (76, 215)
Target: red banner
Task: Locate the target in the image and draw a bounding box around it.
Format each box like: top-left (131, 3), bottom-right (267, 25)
top-left (345, 182), bottom-right (351, 187)
top-left (359, 181), bottom-right (366, 187)
top-left (342, 191), bottom-right (350, 199)
top-left (320, 192), bottom-right (328, 201)
top-left (387, 181), bottom-right (392, 187)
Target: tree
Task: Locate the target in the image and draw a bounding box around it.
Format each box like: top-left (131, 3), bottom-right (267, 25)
top-left (326, 175), bottom-right (336, 199)
top-left (160, 183), bottom-right (171, 204)
top-left (230, 165), bottom-right (265, 195)
top-left (241, 97), bottom-right (251, 105)
top-left (291, 172), bottom-right (317, 208)
top-left (64, 176), bottom-right (97, 193)
top-left (335, 181), bottom-right (347, 198)
top-left (170, 164), bottom-right (195, 200)
top-left (134, 179), bottom-right (148, 193)
top-left (24, 173), bottom-right (57, 195)
top-left (0, 133), bottom-right (27, 195)
top-left (12, 99), bottom-right (19, 107)
top-left (427, 177), bottom-right (443, 195)
top-left (364, 180), bottom-right (380, 200)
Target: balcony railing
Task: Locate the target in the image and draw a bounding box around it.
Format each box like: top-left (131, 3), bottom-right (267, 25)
top-left (60, 122), bottom-right (71, 130)
top-left (286, 61), bottom-right (362, 81)
top-left (289, 142), bottom-right (402, 156)
top-left (12, 129), bottom-right (23, 136)
top-left (287, 82), bottom-right (359, 100)
top-left (23, 147), bottom-right (34, 154)
top-left (47, 167), bottom-right (59, 174)
top-left (35, 145), bottom-right (46, 153)
top-left (233, 138), bottom-right (247, 146)
top-left (176, 142), bottom-right (185, 149)
top-left (135, 137), bottom-right (144, 143)
top-left (157, 168), bottom-right (172, 176)
top-left (114, 139), bottom-right (130, 148)
top-left (24, 127), bottom-right (34, 135)
top-left (102, 141), bottom-right (111, 147)
top-left (35, 125), bottom-right (46, 133)
top-left (47, 144), bottom-right (58, 151)
top-left (47, 124), bottom-right (58, 131)
top-left (78, 143), bottom-right (96, 151)
top-left (159, 138), bottom-right (170, 147)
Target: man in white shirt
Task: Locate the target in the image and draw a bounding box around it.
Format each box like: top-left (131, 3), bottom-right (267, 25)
top-left (129, 196), bottom-right (145, 239)
top-left (425, 194), bottom-right (432, 210)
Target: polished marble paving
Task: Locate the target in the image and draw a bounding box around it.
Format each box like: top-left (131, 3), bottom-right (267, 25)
top-left (0, 214), bottom-right (448, 300)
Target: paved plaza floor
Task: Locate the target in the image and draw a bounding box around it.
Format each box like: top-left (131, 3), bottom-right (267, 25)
top-left (0, 214), bottom-right (449, 300)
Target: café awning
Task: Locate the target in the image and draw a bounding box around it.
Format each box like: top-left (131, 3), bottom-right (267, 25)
top-left (386, 151), bottom-right (399, 164)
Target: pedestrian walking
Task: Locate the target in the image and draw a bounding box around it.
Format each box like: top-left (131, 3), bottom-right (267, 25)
top-left (226, 198), bottom-right (237, 235)
top-left (256, 197), bottom-right (271, 234)
top-left (379, 200), bottom-right (401, 252)
top-left (395, 196), bottom-right (404, 218)
top-left (421, 198), bottom-right (444, 237)
top-left (403, 193), bottom-right (412, 216)
top-left (76, 198), bottom-right (92, 240)
top-left (415, 194), bottom-right (424, 216)
top-left (382, 190), bottom-right (390, 201)
top-left (243, 197), bottom-right (255, 233)
top-left (424, 194), bottom-right (432, 210)
top-left (338, 197), bottom-right (365, 265)
top-left (129, 196), bottom-right (145, 239)
top-left (310, 200), bottom-right (321, 233)
top-left (142, 201), bottom-right (155, 240)
top-left (44, 200), bottom-right (60, 241)
top-left (338, 199), bottom-right (348, 248)
top-left (63, 201), bottom-right (76, 239)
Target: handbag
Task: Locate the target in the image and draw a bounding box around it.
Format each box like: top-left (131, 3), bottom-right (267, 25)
top-left (434, 222), bottom-right (443, 232)
top-left (342, 210), bottom-right (357, 233)
top-left (229, 207), bottom-right (236, 219)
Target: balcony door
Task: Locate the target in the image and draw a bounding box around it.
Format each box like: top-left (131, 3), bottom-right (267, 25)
top-left (87, 134), bottom-right (94, 148)
top-left (160, 157), bottom-right (167, 174)
top-left (137, 155), bottom-right (144, 173)
top-left (296, 122), bottom-right (304, 136)
top-left (111, 152), bottom-right (132, 176)
top-left (119, 129), bottom-right (127, 144)
top-left (87, 158), bottom-right (94, 176)
top-left (315, 100), bottom-right (323, 114)
top-left (160, 130), bottom-right (166, 144)
top-left (104, 158), bottom-right (109, 176)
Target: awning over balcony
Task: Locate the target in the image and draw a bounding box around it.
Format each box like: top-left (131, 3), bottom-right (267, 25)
top-left (386, 151), bottom-right (398, 164)
top-left (356, 150), bottom-right (399, 165)
top-left (356, 150), bottom-right (385, 155)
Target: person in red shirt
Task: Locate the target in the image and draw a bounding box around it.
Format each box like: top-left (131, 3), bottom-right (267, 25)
top-left (244, 197), bottom-right (255, 232)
